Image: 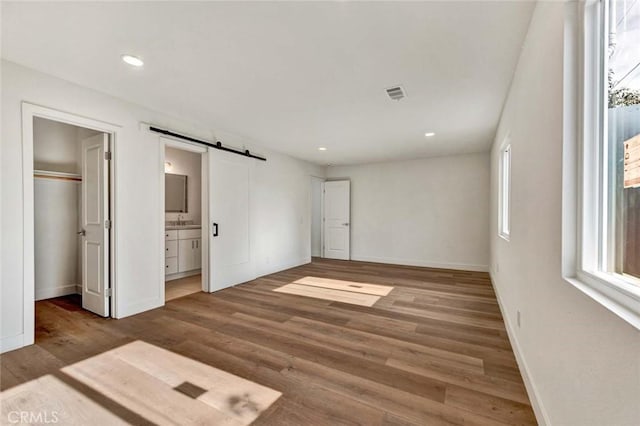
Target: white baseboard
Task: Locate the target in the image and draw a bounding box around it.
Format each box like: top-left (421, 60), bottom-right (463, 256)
top-left (165, 269), bottom-right (201, 282)
top-left (35, 284), bottom-right (79, 301)
top-left (256, 257), bottom-right (311, 278)
top-left (1, 334), bottom-right (25, 354)
top-left (351, 255), bottom-right (489, 272)
top-left (489, 271), bottom-right (551, 426)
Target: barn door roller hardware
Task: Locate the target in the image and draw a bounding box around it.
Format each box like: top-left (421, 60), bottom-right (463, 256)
top-left (150, 126), bottom-right (266, 161)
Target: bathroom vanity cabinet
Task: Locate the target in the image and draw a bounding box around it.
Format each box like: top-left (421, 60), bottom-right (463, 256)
top-left (165, 228), bottom-right (201, 279)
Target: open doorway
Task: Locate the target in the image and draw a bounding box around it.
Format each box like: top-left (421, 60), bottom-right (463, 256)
top-left (162, 141), bottom-right (207, 301)
top-left (33, 117), bottom-right (112, 318)
top-left (21, 103), bottom-right (119, 348)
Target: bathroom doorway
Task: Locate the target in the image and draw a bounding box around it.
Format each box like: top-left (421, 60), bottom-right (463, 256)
top-left (161, 138), bottom-right (208, 301)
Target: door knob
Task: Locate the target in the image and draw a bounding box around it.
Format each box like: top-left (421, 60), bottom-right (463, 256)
top-left (342, 223), bottom-right (350, 226)
top-left (77, 230), bottom-right (86, 236)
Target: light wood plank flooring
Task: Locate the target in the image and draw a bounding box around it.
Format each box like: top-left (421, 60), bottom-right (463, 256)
top-left (1, 258), bottom-right (536, 425)
top-left (166, 274), bottom-right (202, 301)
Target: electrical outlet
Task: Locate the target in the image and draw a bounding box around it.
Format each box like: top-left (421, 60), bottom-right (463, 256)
top-left (517, 310), bottom-right (521, 328)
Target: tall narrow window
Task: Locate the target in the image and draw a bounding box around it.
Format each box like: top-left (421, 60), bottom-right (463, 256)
top-left (499, 143), bottom-right (511, 240)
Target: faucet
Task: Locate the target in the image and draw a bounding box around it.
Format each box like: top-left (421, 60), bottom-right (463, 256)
top-left (177, 214), bottom-right (185, 226)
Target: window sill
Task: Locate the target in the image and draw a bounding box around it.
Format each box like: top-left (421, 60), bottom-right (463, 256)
top-left (564, 272), bottom-right (640, 330)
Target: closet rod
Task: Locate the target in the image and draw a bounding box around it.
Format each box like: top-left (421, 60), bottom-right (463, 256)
top-left (149, 126), bottom-right (267, 161)
top-left (34, 170), bottom-right (82, 182)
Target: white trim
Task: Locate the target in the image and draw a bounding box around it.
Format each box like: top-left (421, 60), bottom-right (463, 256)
top-left (489, 271), bottom-right (551, 426)
top-left (159, 142), bottom-right (167, 304)
top-left (159, 136), bottom-right (209, 299)
top-left (562, 1), bottom-right (580, 279)
top-left (201, 150), bottom-right (210, 293)
top-left (310, 175), bottom-right (325, 258)
top-left (163, 137), bottom-right (207, 154)
top-left (565, 274), bottom-right (640, 329)
top-left (35, 284), bottom-right (79, 301)
top-left (351, 255), bottom-right (489, 272)
top-left (20, 102), bottom-right (121, 351)
top-left (109, 122), bottom-right (119, 318)
top-left (498, 139), bottom-right (511, 241)
top-left (165, 269), bottom-right (201, 282)
top-left (256, 257), bottom-right (311, 279)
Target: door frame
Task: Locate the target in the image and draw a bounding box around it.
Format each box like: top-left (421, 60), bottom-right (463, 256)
top-left (310, 175), bottom-right (326, 258)
top-left (159, 136), bottom-right (210, 296)
top-left (21, 102), bottom-right (120, 347)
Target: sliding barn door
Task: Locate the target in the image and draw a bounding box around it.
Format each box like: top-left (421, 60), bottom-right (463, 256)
top-left (323, 180), bottom-right (350, 260)
top-left (81, 133), bottom-right (110, 316)
top-left (208, 149), bottom-right (254, 292)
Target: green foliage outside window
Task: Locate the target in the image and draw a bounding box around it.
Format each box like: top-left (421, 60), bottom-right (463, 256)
top-left (609, 69), bottom-right (640, 107)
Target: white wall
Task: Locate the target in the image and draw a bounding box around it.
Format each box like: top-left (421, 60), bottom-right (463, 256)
top-left (33, 117), bottom-right (80, 174)
top-left (490, 3), bottom-right (640, 425)
top-left (326, 153), bottom-right (490, 271)
top-left (34, 178), bottom-right (80, 300)
top-left (1, 60), bottom-right (324, 352)
top-left (165, 147), bottom-right (202, 225)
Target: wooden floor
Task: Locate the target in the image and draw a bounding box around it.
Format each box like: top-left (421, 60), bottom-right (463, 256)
top-left (0, 258), bottom-right (536, 425)
top-left (166, 274), bottom-right (202, 301)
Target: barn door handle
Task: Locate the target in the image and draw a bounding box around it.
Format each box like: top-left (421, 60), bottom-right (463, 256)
top-left (213, 223), bottom-right (219, 237)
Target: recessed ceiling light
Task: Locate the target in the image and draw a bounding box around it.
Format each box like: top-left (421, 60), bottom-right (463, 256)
top-left (318, 147), bottom-right (327, 151)
top-left (424, 132), bottom-right (436, 137)
top-left (121, 54), bottom-right (144, 67)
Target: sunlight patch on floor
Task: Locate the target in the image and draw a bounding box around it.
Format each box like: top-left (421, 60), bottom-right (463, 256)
top-left (273, 276), bottom-right (394, 306)
top-left (1, 374), bottom-right (126, 425)
top-left (1, 341), bottom-right (281, 425)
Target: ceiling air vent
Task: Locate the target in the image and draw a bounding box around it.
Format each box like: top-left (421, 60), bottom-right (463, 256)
top-left (386, 86), bottom-right (406, 101)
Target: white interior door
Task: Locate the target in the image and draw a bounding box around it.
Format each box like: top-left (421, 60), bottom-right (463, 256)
top-left (81, 133), bottom-right (110, 316)
top-left (208, 149), bottom-right (254, 291)
top-left (323, 180), bottom-right (350, 260)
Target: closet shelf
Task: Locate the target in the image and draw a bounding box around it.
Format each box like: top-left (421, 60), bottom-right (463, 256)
top-left (34, 169), bottom-right (82, 182)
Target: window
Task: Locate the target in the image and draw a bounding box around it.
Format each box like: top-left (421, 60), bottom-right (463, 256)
top-left (499, 143), bottom-right (511, 240)
top-left (605, 0), bottom-right (640, 282)
top-left (572, 0), bottom-right (640, 328)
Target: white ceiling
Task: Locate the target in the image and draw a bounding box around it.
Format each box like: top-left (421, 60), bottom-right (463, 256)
top-left (2, 1), bottom-right (535, 165)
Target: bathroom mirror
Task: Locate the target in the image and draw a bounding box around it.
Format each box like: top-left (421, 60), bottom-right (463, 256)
top-left (165, 173), bottom-right (188, 212)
